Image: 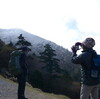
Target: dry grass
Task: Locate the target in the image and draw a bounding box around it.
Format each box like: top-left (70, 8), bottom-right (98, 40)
top-left (0, 75), bottom-right (70, 99)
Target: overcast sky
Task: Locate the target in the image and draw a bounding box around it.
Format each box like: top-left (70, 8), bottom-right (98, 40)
top-left (0, 0), bottom-right (100, 52)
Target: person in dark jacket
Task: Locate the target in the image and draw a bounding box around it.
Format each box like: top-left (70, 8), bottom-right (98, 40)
top-left (17, 46), bottom-right (31, 99)
top-left (71, 37), bottom-right (100, 99)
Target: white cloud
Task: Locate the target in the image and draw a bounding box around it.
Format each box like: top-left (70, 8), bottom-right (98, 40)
top-left (0, 0), bottom-right (100, 52)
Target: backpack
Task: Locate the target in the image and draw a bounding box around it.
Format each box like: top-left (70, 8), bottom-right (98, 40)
top-left (9, 50), bottom-right (22, 76)
top-left (90, 54), bottom-right (100, 79)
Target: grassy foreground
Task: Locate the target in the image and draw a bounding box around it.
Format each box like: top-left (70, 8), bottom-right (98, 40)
top-left (0, 75), bottom-right (70, 99)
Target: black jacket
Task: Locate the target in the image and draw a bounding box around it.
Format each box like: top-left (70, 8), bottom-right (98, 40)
top-left (19, 52), bottom-right (28, 76)
top-left (71, 48), bottom-right (100, 85)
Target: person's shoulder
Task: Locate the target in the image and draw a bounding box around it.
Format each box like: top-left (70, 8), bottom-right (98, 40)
top-left (82, 51), bottom-right (90, 54)
top-left (79, 51), bottom-right (90, 58)
top-left (82, 49), bottom-right (96, 57)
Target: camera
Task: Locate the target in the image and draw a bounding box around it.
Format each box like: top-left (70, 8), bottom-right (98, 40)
top-left (75, 45), bottom-right (80, 50)
top-left (75, 42), bottom-right (82, 50)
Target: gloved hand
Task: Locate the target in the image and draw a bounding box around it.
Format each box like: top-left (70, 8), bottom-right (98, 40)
top-left (71, 45), bottom-right (77, 54)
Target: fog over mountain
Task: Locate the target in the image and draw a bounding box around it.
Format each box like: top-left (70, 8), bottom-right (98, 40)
top-left (0, 29), bottom-right (49, 45)
top-left (0, 28), bottom-right (77, 72)
top-left (0, 29), bottom-right (54, 53)
top-left (0, 28), bottom-right (68, 53)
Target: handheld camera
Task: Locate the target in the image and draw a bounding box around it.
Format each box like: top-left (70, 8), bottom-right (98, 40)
top-left (74, 42), bottom-right (82, 50)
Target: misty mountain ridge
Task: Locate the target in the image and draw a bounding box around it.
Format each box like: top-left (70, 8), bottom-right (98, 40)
top-left (0, 28), bottom-right (76, 72)
top-left (0, 28), bottom-right (69, 53)
top-left (0, 28), bottom-right (50, 45)
top-left (0, 29), bottom-right (65, 51)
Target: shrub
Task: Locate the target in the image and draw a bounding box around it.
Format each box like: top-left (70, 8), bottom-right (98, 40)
top-left (28, 70), bottom-right (44, 89)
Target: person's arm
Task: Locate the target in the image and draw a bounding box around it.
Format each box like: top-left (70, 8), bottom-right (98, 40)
top-left (71, 44), bottom-right (85, 64)
top-left (71, 53), bottom-right (86, 64)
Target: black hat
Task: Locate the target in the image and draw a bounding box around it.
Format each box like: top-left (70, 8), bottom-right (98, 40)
top-left (19, 46), bottom-right (31, 51)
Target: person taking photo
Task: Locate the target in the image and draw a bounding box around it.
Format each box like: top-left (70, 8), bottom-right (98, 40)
top-left (71, 37), bottom-right (100, 99)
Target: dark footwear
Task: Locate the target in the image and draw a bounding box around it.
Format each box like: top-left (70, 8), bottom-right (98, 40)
top-left (23, 97), bottom-right (28, 99)
top-left (18, 96), bottom-right (28, 99)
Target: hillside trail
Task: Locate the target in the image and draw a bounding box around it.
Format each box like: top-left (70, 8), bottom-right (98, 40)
top-left (0, 76), bottom-right (69, 99)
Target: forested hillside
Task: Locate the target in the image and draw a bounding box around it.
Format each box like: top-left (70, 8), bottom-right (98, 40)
top-left (0, 29), bottom-right (81, 99)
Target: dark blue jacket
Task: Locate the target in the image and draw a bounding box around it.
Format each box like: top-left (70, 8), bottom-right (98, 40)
top-left (71, 48), bottom-right (100, 85)
top-left (19, 52), bottom-right (28, 76)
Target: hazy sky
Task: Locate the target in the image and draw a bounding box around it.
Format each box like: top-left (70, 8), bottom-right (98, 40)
top-left (0, 0), bottom-right (100, 52)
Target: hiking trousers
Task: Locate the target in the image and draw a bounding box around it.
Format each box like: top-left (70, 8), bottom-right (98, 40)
top-left (17, 74), bottom-right (26, 99)
top-left (80, 84), bottom-right (100, 99)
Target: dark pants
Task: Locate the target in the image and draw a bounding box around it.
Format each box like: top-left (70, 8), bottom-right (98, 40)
top-left (17, 74), bottom-right (26, 99)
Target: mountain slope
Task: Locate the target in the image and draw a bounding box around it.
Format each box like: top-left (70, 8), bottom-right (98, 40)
top-left (0, 75), bottom-right (70, 99)
top-left (0, 28), bottom-right (79, 74)
top-left (0, 28), bottom-right (49, 45)
top-left (0, 28), bottom-right (66, 54)
top-left (0, 29), bottom-right (80, 99)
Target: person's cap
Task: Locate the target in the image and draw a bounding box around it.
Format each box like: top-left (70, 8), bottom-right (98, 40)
top-left (19, 46), bottom-right (31, 51)
top-left (81, 37), bottom-right (95, 48)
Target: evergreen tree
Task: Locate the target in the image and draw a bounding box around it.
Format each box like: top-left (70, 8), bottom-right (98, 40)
top-left (39, 44), bottom-right (61, 73)
top-left (0, 39), bottom-right (5, 48)
top-left (8, 41), bottom-right (14, 47)
top-left (15, 34), bottom-right (32, 47)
